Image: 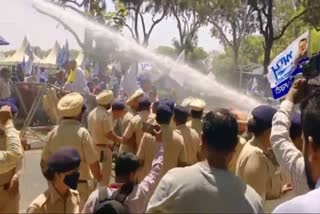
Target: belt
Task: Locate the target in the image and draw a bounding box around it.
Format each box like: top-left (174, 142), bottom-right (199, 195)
top-left (96, 144), bottom-right (113, 149)
top-left (78, 180), bottom-right (88, 184)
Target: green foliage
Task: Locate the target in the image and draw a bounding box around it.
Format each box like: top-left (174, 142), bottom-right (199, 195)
top-left (189, 47), bottom-right (209, 62)
top-left (240, 35), bottom-right (264, 64)
top-left (155, 46), bottom-right (178, 58)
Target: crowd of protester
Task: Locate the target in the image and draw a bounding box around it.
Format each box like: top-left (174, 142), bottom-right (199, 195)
top-left (1, 61), bottom-right (320, 213)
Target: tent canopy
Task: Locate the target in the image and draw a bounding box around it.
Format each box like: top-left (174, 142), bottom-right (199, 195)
top-left (40, 41), bottom-right (60, 67)
top-left (0, 35), bottom-right (9, 46)
top-left (3, 36), bottom-right (42, 65)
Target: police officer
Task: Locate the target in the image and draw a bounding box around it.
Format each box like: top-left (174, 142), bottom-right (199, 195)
top-left (236, 105), bottom-right (283, 203)
top-left (27, 147), bottom-right (81, 213)
top-left (41, 92), bottom-right (101, 210)
top-left (0, 104), bottom-right (23, 213)
top-left (174, 105), bottom-right (201, 165)
top-left (156, 103), bottom-right (187, 177)
top-left (119, 90), bottom-right (144, 154)
top-left (123, 96), bottom-right (155, 154)
top-left (187, 98), bottom-right (206, 135)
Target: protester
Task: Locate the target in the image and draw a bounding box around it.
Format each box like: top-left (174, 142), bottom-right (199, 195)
top-left (272, 79), bottom-right (320, 212)
top-left (147, 110), bottom-right (263, 213)
top-left (270, 79), bottom-right (310, 197)
top-left (290, 113), bottom-right (303, 151)
top-left (82, 149), bottom-right (163, 214)
top-left (236, 105), bottom-right (284, 203)
top-left (27, 147), bottom-right (81, 213)
top-left (63, 60), bottom-right (89, 95)
top-left (41, 92), bottom-right (101, 210)
top-left (87, 90), bottom-right (117, 186)
top-left (0, 68), bottom-right (12, 99)
top-left (187, 98), bottom-right (206, 135)
top-left (0, 104), bottom-right (23, 213)
top-left (173, 105), bottom-right (201, 165)
top-left (123, 96), bottom-right (155, 154)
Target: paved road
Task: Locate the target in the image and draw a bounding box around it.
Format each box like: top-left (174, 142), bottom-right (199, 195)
top-left (20, 149), bottom-right (47, 213)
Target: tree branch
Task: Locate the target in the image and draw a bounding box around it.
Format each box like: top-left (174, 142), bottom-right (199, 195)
top-left (209, 17), bottom-right (233, 47)
top-left (124, 23), bottom-right (136, 39)
top-left (35, 5), bottom-right (85, 49)
top-left (273, 9), bottom-right (307, 40)
top-left (62, 0), bottom-right (85, 7)
top-left (146, 8), bottom-right (167, 42)
top-left (139, 12), bottom-right (147, 37)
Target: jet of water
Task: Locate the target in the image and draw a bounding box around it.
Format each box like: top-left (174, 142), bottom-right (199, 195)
top-left (33, 0), bottom-right (263, 111)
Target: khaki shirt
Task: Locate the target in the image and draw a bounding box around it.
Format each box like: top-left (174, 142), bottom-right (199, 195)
top-left (87, 106), bottom-right (113, 145)
top-left (161, 125), bottom-right (187, 176)
top-left (123, 111), bottom-right (155, 149)
top-left (137, 133), bottom-right (157, 179)
top-left (42, 120), bottom-right (99, 180)
top-left (26, 183), bottom-right (80, 213)
top-left (119, 111), bottom-right (136, 153)
top-left (187, 118), bottom-right (202, 136)
top-left (0, 78), bottom-right (11, 99)
top-left (0, 123), bottom-right (23, 177)
top-left (236, 137), bottom-right (282, 201)
top-left (228, 136), bottom-right (247, 174)
top-left (175, 125), bottom-right (200, 165)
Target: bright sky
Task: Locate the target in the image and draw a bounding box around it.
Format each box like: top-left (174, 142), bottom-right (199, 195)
top-left (0, 0), bottom-right (223, 53)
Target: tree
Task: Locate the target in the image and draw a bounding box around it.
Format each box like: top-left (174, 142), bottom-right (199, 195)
top-left (119, 0), bottom-right (170, 46)
top-left (248, 0), bottom-right (310, 73)
top-left (169, 0), bottom-right (207, 57)
top-left (240, 35), bottom-right (264, 64)
top-left (34, 0), bottom-right (128, 74)
top-left (206, 0), bottom-right (255, 70)
top-left (156, 46), bottom-right (178, 58)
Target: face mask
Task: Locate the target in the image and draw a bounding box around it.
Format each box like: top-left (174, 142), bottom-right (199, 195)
top-left (63, 171), bottom-right (80, 190)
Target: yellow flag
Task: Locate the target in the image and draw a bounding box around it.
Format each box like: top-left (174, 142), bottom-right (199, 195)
top-left (66, 69), bottom-right (76, 83)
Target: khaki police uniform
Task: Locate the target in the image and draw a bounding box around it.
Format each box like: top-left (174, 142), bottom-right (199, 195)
top-left (123, 110), bottom-right (155, 153)
top-left (175, 124), bottom-right (200, 165)
top-left (0, 121), bottom-right (23, 213)
top-left (187, 98), bottom-right (206, 135)
top-left (87, 90), bottom-right (114, 186)
top-left (160, 125), bottom-right (187, 177)
top-left (228, 136), bottom-right (247, 174)
top-left (42, 93), bottom-right (99, 210)
top-left (119, 110), bottom-right (136, 154)
top-left (27, 183), bottom-right (80, 214)
top-left (236, 137), bottom-right (282, 201)
top-left (136, 133), bottom-right (157, 181)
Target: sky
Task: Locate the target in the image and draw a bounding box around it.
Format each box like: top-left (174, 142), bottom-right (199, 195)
top-left (0, 0), bottom-right (224, 53)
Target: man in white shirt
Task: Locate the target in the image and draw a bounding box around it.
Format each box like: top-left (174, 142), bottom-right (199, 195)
top-left (273, 79), bottom-right (320, 213)
top-left (147, 109), bottom-right (263, 213)
top-left (270, 79), bottom-right (309, 196)
top-left (64, 60), bottom-right (89, 95)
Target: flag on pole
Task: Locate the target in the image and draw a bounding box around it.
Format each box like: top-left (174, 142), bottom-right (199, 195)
top-left (56, 40), bottom-right (69, 68)
top-left (24, 44), bottom-right (34, 76)
top-left (267, 31), bottom-right (309, 99)
top-left (169, 50), bottom-right (185, 87)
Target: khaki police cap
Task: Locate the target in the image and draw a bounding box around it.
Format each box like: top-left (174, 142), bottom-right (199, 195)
top-left (96, 90), bottom-right (114, 106)
top-left (57, 92), bottom-right (84, 117)
top-left (181, 97), bottom-right (195, 108)
top-left (189, 98), bottom-right (206, 111)
top-left (126, 89), bottom-right (144, 106)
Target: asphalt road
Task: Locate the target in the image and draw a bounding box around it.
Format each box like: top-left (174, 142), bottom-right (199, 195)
top-left (20, 149), bottom-right (47, 213)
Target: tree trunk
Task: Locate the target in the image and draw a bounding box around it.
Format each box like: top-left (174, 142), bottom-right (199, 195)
top-left (263, 39), bottom-right (273, 74)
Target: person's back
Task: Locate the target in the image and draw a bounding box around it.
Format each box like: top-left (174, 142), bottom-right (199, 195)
top-left (147, 161), bottom-right (263, 213)
top-left (160, 123), bottom-right (186, 176)
top-left (273, 186), bottom-right (320, 213)
top-left (147, 109), bottom-right (263, 213)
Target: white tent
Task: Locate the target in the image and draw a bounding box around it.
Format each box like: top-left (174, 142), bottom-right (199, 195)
top-left (41, 41), bottom-right (60, 67)
top-left (0, 52), bottom-right (6, 62)
top-left (3, 36), bottom-right (42, 65)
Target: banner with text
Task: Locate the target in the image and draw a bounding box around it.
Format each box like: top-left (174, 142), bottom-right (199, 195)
top-left (267, 31), bottom-right (309, 99)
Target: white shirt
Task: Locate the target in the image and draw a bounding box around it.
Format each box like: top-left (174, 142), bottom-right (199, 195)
top-left (273, 179), bottom-right (320, 213)
top-left (147, 161), bottom-right (263, 213)
top-left (64, 67), bottom-right (89, 95)
top-left (270, 100), bottom-right (309, 195)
